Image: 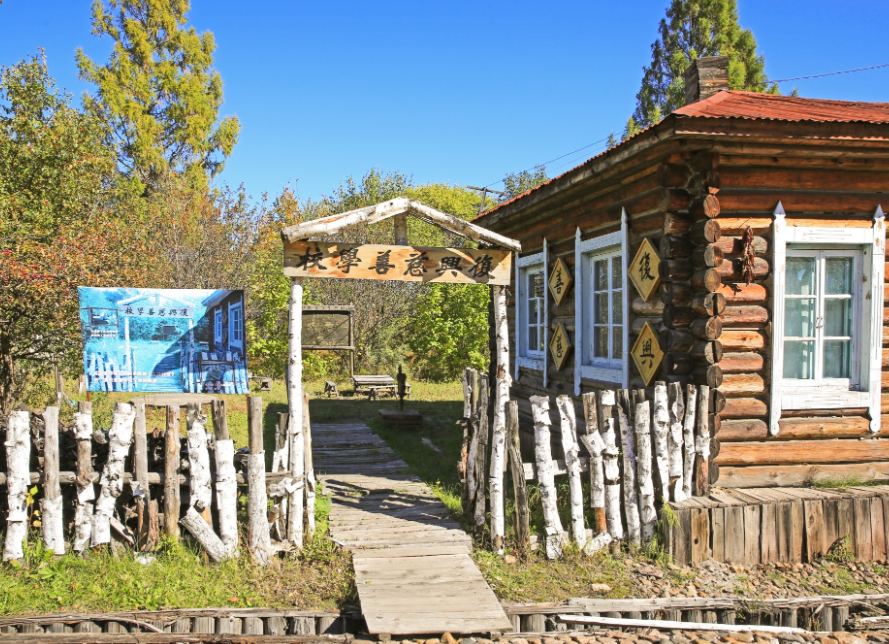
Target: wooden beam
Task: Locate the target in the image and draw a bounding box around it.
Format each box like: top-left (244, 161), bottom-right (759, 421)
top-left (717, 462), bottom-right (889, 488)
top-left (717, 438), bottom-right (889, 467)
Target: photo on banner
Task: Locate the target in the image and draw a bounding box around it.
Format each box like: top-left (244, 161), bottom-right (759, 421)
top-left (78, 287), bottom-right (248, 394)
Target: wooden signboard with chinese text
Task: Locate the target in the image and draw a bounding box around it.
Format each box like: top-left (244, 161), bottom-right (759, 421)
top-left (284, 241), bottom-right (512, 285)
top-left (631, 322), bottom-right (664, 386)
top-left (628, 237), bottom-right (661, 301)
top-left (549, 322), bottom-right (572, 371)
top-left (548, 257), bottom-right (573, 306)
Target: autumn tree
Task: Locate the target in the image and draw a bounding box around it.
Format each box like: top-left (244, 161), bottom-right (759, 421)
top-left (626, 0), bottom-right (776, 137)
top-left (76, 0), bottom-right (240, 193)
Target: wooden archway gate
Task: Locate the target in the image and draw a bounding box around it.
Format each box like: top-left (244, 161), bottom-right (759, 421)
top-left (278, 197), bottom-right (521, 550)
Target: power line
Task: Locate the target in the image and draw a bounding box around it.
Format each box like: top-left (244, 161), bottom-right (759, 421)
top-left (767, 62), bottom-right (889, 84)
top-left (482, 136), bottom-right (611, 189)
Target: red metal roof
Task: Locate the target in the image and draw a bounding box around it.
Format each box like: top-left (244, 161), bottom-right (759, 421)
top-left (475, 90), bottom-right (889, 221)
top-left (673, 90), bottom-right (889, 123)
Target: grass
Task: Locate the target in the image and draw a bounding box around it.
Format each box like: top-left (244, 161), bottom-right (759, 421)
top-left (812, 476), bottom-right (880, 492)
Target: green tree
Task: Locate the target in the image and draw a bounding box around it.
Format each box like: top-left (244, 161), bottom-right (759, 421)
top-left (502, 165), bottom-right (548, 201)
top-left (76, 0), bottom-right (240, 193)
top-left (629, 0), bottom-right (777, 134)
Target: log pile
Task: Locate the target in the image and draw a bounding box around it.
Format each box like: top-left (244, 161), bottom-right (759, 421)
top-left (0, 396), bottom-right (312, 566)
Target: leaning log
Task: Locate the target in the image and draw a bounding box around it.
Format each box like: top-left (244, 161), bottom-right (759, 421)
top-left (180, 507), bottom-right (229, 563)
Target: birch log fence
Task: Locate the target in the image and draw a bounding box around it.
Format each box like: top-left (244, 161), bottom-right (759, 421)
top-left (0, 394), bottom-right (314, 565)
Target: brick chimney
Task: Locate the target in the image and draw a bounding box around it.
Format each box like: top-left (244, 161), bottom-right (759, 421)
top-left (684, 55), bottom-right (730, 104)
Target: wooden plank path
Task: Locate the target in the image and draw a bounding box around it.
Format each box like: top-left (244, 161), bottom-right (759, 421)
top-left (312, 421), bottom-right (512, 637)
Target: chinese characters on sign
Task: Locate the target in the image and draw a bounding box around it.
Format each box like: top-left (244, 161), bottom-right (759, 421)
top-left (547, 257), bottom-right (573, 306)
top-left (549, 322), bottom-right (572, 371)
top-left (628, 237), bottom-right (662, 302)
top-left (283, 241), bottom-right (513, 285)
top-left (630, 322), bottom-right (664, 386)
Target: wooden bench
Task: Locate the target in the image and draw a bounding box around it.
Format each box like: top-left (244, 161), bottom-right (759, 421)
top-left (352, 375), bottom-right (411, 400)
top-left (323, 380), bottom-right (339, 398)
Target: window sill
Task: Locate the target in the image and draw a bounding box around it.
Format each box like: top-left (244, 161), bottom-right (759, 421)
top-left (580, 364), bottom-right (622, 384)
top-left (517, 356), bottom-right (544, 372)
top-left (781, 387), bottom-right (869, 410)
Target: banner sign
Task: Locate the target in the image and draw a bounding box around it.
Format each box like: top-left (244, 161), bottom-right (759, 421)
top-left (283, 241), bottom-right (513, 285)
top-left (79, 287), bottom-right (248, 394)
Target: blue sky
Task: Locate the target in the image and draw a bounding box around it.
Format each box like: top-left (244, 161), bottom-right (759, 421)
top-left (1, 1), bottom-right (887, 204)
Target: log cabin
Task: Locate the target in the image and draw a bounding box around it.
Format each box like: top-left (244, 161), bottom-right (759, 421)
top-left (476, 56), bottom-right (889, 491)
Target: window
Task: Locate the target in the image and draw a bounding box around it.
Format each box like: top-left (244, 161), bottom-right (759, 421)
top-left (574, 214), bottom-right (629, 392)
top-left (214, 310), bottom-right (223, 346)
top-left (783, 249), bottom-right (859, 385)
top-left (517, 257), bottom-right (545, 364)
top-left (770, 204), bottom-right (885, 434)
top-left (229, 303), bottom-right (244, 349)
top-left (587, 250), bottom-right (624, 367)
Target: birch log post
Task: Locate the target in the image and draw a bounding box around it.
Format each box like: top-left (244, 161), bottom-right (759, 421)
top-left (531, 395), bottom-right (563, 559)
top-left (694, 385), bottom-right (711, 497)
top-left (616, 390), bottom-right (641, 547)
top-left (555, 396), bottom-right (585, 549)
top-left (489, 284), bottom-right (511, 553)
top-left (581, 393), bottom-right (608, 536)
top-left (634, 400), bottom-right (657, 542)
top-left (682, 384), bottom-right (698, 500)
top-left (186, 404), bottom-right (212, 519)
top-left (667, 382), bottom-right (686, 502)
top-left (599, 390), bottom-right (624, 541)
top-left (180, 507), bottom-right (228, 563)
top-left (41, 406), bottom-right (65, 555)
top-left (505, 400), bottom-right (530, 550)
top-left (3, 411), bottom-right (31, 562)
top-left (302, 389), bottom-right (315, 539)
top-left (163, 406), bottom-right (181, 540)
top-left (287, 277), bottom-right (305, 549)
top-left (652, 382), bottom-right (672, 501)
top-left (73, 402), bottom-right (94, 552)
top-left (272, 411), bottom-right (289, 474)
top-left (472, 374), bottom-right (489, 535)
top-left (248, 396), bottom-right (273, 565)
top-left (92, 403), bottom-right (135, 547)
top-left (211, 400), bottom-right (238, 556)
top-left (133, 401), bottom-right (157, 551)
top-left (460, 367), bottom-right (474, 512)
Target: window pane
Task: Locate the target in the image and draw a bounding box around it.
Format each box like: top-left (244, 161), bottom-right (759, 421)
top-left (611, 257), bottom-right (622, 288)
top-left (528, 327), bottom-right (538, 353)
top-left (537, 325), bottom-right (545, 351)
top-left (595, 293), bottom-right (609, 324)
top-left (594, 327), bottom-right (608, 358)
top-left (527, 297), bottom-right (538, 326)
top-left (785, 298), bottom-right (816, 337)
top-left (824, 298), bottom-right (853, 337)
top-left (612, 326), bottom-right (623, 360)
top-left (533, 273), bottom-right (544, 298)
top-left (595, 260), bottom-right (608, 291)
top-left (825, 257), bottom-right (853, 295)
top-left (823, 340), bottom-right (852, 378)
top-left (784, 341), bottom-right (815, 379)
top-left (786, 257), bottom-right (816, 295)
top-left (613, 289), bottom-right (623, 324)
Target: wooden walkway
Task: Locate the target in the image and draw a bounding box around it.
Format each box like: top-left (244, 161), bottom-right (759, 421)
top-left (312, 421), bottom-right (512, 637)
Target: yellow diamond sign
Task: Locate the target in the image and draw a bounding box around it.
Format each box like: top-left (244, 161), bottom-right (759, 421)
top-left (549, 322), bottom-right (572, 371)
top-left (631, 322), bottom-right (663, 386)
top-left (628, 237), bottom-right (661, 301)
top-left (548, 257), bottom-right (573, 306)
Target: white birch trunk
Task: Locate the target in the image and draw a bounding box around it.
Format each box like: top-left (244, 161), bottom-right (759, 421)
top-left (634, 401), bottom-right (657, 543)
top-left (186, 408), bottom-right (212, 513)
top-left (556, 396), bottom-right (585, 550)
top-left (578, 429), bottom-right (609, 554)
top-left (616, 393), bottom-right (640, 546)
top-left (695, 385), bottom-right (711, 461)
top-left (272, 419), bottom-right (289, 474)
top-left (531, 395), bottom-right (563, 560)
top-left (41, 406), bottom-right (65, 555)
top-left (599, 390), bottom-right (623, 541)
top-left (248, 455), bottom-right (274, 565)
top-left (180, 507), bottom-right (229, 562)
top-left (287, 278), bottom-right (305, 549)
top-left (682, 384), bottom-right (698, 500)
top-left (4, 411), bottom-right (30, 562)
top-left (302, 389), bottom-right (315, 540)
top-left (584, 530), bottom-right (612, 555)
top-left (73, 409), bottom-right (94, 553)
top-left (92, 403), bottom-right (135, 547)
top-left (489, 284), bottom-right (510, 553)
top-left (667, 382), bottom-right (686, 502)
top-left (651, 382), bottom-right (671, 502)
top-left (214, 438), bottom-right (239, 556)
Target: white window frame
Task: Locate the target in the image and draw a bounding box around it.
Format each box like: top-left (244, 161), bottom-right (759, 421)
top-left (214, 309), bottom-right (223, 346)
top-left (574, 209), bottom-right (630, 394)
top-left (771, 203), bottom-right (885, 434)
top-left (228, 301), bottom-right (244, 350)
top-left (515, 251), bottom-right (545, 373)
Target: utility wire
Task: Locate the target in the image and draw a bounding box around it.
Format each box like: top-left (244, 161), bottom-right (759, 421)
top-left (482, 136), bottom-right (610, 189)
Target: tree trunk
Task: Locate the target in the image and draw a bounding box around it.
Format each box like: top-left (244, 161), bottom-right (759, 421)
top-left (93, 403), bottom-right (135, 546)
top-left (473, 375), bottom-right (489, 536)
top-left (651, 383), bottom-right (671, 501)
top-left (599, 390), bottom-right (623, 541)
top-left (682, 384), bottom-right (698, 500)
top-left (73, 402), bottom-right (95, 552)
top-left (41, 406), bottom-right (65, 555)
top-left (556, 395), bottom-right (586, 549)
top-left (180, 507), bottom-right (229, 563)
top-left (489, 284), bottom-right (510, 553)
top-left (667, 383), bottom-right (686, 502)
top-left (3, 410), bottom-right (30, 561)
top-left (506, 401), bottom-right (530, 550)
top-left (616, 390), bottom-right (641, 546)
top-left (302, 389), bottom-right (315, 539)
top-left (531, 395), bottom-right (563, 559)
top-left (694, 385), bottom-right (712, 496)
top-left (186, 404), bottom-right (212, 516)
top-left (287, 278), bottom-right (305, 549)
top-left (248, 396), bottom-right (273, 565)
top-left (634, 401), bottom-right (657, 542)
top-left (163, 406), bottom-right (180, 541)
top-left (580, 392), bottom-right (608, 539)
